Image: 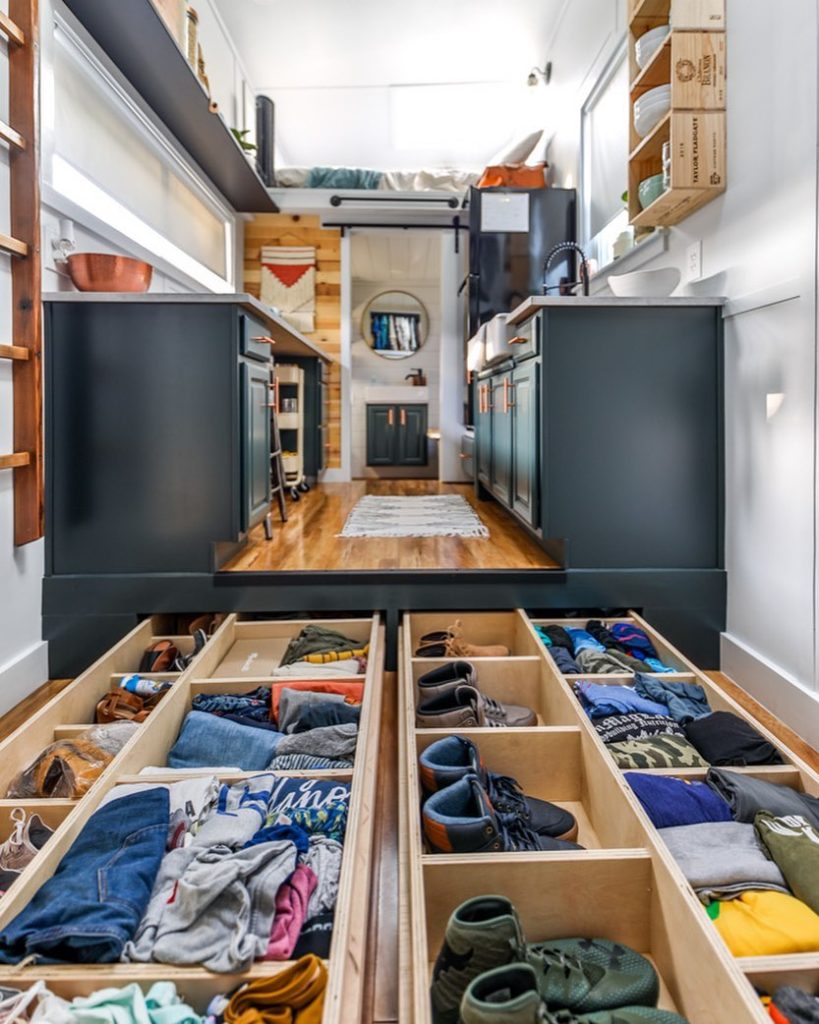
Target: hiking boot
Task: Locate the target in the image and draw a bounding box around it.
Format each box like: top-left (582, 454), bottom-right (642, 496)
top-left (422, 775), bottom-right (582, 855)
top-left (415, 620), bottom-right (511, 659)
top-left (416, 685), bottom-right (537, 730)
top-left (417, 661), bottom-right (478, 702)
top-left (0, 809), bottom-right (54, 872)
top-left (430, 896), bottom-right (524, 1024)
top-left (419, 735), bottom-right (578, 841)
top-left (525, 938), bottom-right (659, 1013)
top-left (461, 965), bottom-right (686, 1024)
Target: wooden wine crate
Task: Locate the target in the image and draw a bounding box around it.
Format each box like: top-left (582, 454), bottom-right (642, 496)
top-left (0, 614), bottom-right (383, 1024)
top-left (630, 0), bottom-right (725, 30)
top-left (401, 607), bottom-right (819, 1023)
top-left (632, 33), bottom-right (726, 109)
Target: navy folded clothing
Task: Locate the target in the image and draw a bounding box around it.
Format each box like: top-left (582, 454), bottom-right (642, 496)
top-left (191, 687), bottom-right (271, 722)
top-left (549, 647), bottom-right (580, 674)
top-left (168, 711), bottom-right (283, 771)
top-left (684, 711), bottom-right (784, 766)
top-left (633, 674), bottom-right (711, 724)
top-left (292, 702), bottom-right (361, 733)
top-left (625, 772), bottom-right (732, 829)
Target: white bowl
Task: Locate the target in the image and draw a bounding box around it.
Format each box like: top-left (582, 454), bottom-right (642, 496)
top-left (608, 268), bottom-right (682, 298)
top-left (636, 25), bottom-right (670, 69)
top-left (634, 98), bottom-right (670, 138)
top-left (635, 83), bottom-right (671, 110)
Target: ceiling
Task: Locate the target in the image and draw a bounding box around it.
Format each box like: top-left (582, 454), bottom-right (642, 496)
top-left (350, 231), bottom-right (441, 284)
top-left (214, 0), bottom-right (565, 169)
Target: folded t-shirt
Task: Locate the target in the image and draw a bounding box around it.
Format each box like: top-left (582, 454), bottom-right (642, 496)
top-left (625, 772), bottom-right (732, 829)
top-left (684, 711), bottom-right (784, 767)
top-left (755, 811), bottom-right (819, 915)
top-left (574, 682), bottom-right (669, 719)
top-left (707, 890), bottom-right (819, 957)
top-left (270, 680), bottom-right (364, 726)
top-left (660, 821), bottom-right (788, 902)
top-left (707, 769), bottom-right (819, 829)
top-left (594, 713), bottom-right (684, 745)
top-left (606, 735), bottom-right (708, 770)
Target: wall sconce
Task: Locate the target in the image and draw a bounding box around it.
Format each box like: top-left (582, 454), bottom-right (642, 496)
top-left (528, 61), bottom-right (552, 87)
top-left (51, 217), bottom-right (76, 262)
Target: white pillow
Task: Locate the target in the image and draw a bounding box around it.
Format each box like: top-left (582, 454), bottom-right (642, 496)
top-left (488, 129), bottom-right (544, 166)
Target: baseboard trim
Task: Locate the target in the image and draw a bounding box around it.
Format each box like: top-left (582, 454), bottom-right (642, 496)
top-left (721, 632), bottom-right (819, 749)
top-left (0, 641), bottom-right (49, 718)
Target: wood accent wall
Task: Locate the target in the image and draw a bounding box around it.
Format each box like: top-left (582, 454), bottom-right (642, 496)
top-left (244, 214), bottom-right (342, 470)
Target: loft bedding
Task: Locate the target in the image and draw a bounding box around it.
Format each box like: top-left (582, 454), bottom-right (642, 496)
top-left (275, 165), bottom-right (480, 192)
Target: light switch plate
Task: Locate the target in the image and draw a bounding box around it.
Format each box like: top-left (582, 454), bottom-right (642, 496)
top-left (686, 241), bottom-right (703, 282)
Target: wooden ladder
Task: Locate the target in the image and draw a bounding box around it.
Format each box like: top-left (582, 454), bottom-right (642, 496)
top-left (0, 0), bottom-right (41, 545)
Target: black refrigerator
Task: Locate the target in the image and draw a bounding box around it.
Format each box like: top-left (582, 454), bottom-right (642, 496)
top-left (467, 185), bottom-right (577, 339)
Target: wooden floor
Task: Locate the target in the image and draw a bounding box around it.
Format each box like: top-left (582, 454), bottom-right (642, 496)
top-left (223, 481), bottom-right (560, 572)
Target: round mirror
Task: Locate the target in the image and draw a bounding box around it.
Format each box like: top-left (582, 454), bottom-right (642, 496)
top-left (361, 290), bottom-right (428, 359)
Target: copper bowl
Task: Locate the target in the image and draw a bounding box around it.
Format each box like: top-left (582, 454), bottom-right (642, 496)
top-left (67, 253), bottom-right (153, 293)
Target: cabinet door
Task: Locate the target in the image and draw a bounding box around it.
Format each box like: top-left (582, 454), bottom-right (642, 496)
top-left (366, 405), bottom-right (397, 466)
top-left (476, 379), bottom-right (492, 486)
top-left (397, 405), bottom-right (428, 466)
top-left (490, 372), bottom-right (513, 506)
top-left (511, 360), bottom-right (539, 526)
top-left (242, 361), bottom-right (272, 531)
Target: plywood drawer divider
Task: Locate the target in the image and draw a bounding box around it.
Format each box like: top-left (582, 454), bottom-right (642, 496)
top-left (401, 609), bottom-right (782, 1023)
top-left (526, 610), bottom-right (819, 1012)
top-left (0, 614), bottom-right (383, 1024)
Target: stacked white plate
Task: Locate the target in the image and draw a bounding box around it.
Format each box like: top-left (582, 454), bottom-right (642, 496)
top-left (635, 24), bottom-right (670, 69)
top-left (633, 83), bottom-right (671, 138)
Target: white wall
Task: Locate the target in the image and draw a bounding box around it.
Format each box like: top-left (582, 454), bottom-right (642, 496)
top-left (546, 0), bottom-right (819, 740)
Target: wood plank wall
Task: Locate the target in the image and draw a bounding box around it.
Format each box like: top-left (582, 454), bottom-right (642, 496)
top-left (244, 214), bottom-right (342, 470)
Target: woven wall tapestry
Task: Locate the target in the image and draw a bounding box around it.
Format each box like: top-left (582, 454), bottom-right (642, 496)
top-left (260, 245), bottom-right (317, 333)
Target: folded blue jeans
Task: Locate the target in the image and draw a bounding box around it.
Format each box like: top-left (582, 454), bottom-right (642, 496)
top-left (0, 788), bottom-right (169, 964)
top-left (167, 711), bottom-right (283, 770)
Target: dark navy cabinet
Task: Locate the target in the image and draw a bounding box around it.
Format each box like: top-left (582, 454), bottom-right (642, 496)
top-left (45, 298), bottom-right (276, 574)
top-left (474, 301), bottom-right (724, 570)
top-left (366, 403), bottom-right (428, 467)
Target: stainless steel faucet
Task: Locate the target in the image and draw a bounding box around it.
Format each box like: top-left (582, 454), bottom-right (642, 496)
top-left (542, 242), bottom-right (590, 297)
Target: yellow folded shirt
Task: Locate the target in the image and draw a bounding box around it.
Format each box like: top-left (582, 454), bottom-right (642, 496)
top-left (303, 645), bottom-right (369, 664)
top-left (707, 890), bottom-right (819, 957)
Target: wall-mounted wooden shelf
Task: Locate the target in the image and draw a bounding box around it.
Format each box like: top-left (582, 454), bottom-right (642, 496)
top-left (62, 0), bottom-right (278, 214)
top-left (0, 452), bottom-right (31, 470)
top-left (0, 344), bottom-right (29, 360)
top-left (0, 11), bottom-right (25, 46)
top-left (628, 0), bottom-right (726, 230)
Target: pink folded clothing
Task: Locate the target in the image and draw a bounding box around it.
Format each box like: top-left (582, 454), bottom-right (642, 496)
top-left (265, 864), bottom-right (318, 960)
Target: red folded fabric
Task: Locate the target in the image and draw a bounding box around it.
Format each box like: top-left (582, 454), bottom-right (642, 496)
top-left (269, 680), bottom-right (365, 724)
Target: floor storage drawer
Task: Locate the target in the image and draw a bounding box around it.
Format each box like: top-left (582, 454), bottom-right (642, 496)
top-left (0, 614), bottom-right (383, 1024)
top-left (401, 609), bottom-right (819, 1024)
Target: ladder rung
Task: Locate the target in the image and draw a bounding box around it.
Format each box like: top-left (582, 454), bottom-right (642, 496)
top-left (0, 12), bottom-right (25, 46)
top-left (0, 120), bottom-right (25, 150)
top-left (0, 452), bottom-right (30, 470)
top-left (0, 233), bottom-right (28, 257)
top-left (0, 344), bottom-right (28, 361)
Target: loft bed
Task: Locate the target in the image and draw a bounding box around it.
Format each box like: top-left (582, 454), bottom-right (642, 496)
top-left (273, 166), bottom-right (481, 193)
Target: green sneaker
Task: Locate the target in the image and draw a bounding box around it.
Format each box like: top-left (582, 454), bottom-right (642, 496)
top-left (461, 966), bottom-right (688, 1024)
top-left (430, 896), bottom-right (522, 1024)
top-left (526, 938), bottom-right (659, 1012)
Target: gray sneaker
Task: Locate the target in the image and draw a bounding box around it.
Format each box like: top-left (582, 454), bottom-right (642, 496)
top-left (416, 684), bottom-right (536, 729)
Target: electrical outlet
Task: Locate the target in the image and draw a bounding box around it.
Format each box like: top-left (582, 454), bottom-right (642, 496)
top-left (685, 240), bottom-right (702, 282)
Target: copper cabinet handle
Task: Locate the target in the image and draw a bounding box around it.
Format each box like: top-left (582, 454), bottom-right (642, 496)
top-left (252, 335), bottom-right (276, 345)
top-left (507, 382), bottom-right (516, 409)
top-left (400, 408), bottom-right (407, 427)
top-left (508, 336), bottom-right (527, 345)
top-left (387, 408), bottom-right (394, 426)
top-left (459, 452), bottom-right (469, 459)
top-left (502, 378), bottom-right (511, 414)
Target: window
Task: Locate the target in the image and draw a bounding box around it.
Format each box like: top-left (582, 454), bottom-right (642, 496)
top-left (580, 44), bottom-right (629, 270)
top-left (43, 9), bottom-right (235, 292)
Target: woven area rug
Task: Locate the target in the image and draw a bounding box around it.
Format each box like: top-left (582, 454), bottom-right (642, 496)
top-left (338, 494), bottom-right (489, 539)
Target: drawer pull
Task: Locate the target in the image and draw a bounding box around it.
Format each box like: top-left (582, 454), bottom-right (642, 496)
top-left (387, 408), bottom-right (394, 427)
top-left (252, 335), bottom-right (276, 345)
top-left (508, 335), bottom-right (528, 345)
top-left (400, 408), bottom-right (407, 427)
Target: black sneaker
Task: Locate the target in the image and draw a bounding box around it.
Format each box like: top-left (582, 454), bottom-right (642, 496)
top-left (419, 735), bottom-right (578, 841)
top-left (422, 774), bottom-right (583, 855)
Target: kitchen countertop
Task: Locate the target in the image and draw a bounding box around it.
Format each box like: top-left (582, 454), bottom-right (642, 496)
top-left (507, 295), bottom-right (726, 325)
top-left (42, 292), bottom-right (333, 362)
